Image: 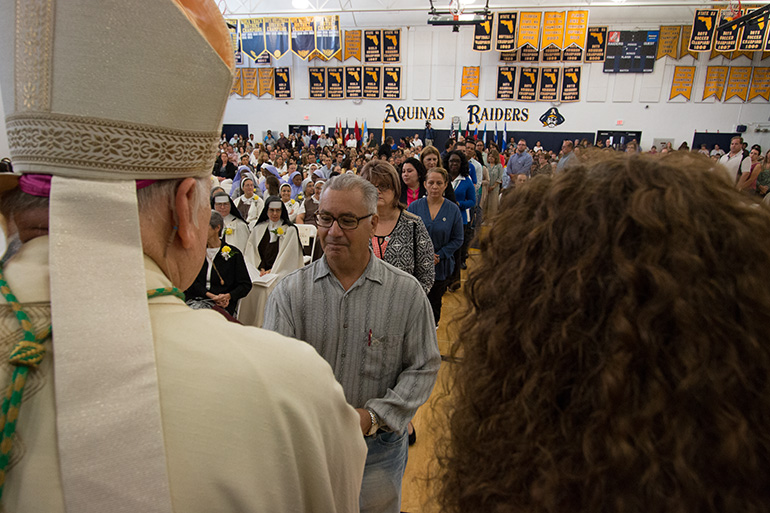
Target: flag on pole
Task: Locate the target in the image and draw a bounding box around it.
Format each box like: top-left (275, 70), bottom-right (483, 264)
top-left (449, 120), bottom-right (456, 141)
top-left (494, 122), bottom-right (498, 144)
top-left (363, 120), bottom-right (369, 143)
top-left (345, 119), bottom-right (350, 141)
top-left (465, 123), bottom-right (469, 139)
top-left (354, 120), bottom-right (361, 141)
top-left (382, 118), bottom-right (386, 143)
top-left (501, 122), bottom-right (508, 152)
top-left (457, 120), bottom-right (462, 140)
top-left (473, 124), bottom-right (478, 141)
top-left (483, 123), bottom-right (487, 145)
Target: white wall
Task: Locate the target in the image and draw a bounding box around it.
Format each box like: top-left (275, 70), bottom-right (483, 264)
top-left (222, 23), bottom-right (770, 151)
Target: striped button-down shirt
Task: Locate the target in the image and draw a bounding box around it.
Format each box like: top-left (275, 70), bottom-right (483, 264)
top-left (264, 252), bottom-right (440, 434)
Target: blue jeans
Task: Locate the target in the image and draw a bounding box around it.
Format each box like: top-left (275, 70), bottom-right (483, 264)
top-left (359, 430), bottom-right (409, 513)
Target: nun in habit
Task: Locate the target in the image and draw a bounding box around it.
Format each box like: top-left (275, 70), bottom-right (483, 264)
top-left (280, 183), bottom-right (301, 223)
top-left (212, 190), bottom-right (250, 252)
top-left (238, 196), bottom-right (304, 327)
top-left (233, 173), bottom-right (264, 224)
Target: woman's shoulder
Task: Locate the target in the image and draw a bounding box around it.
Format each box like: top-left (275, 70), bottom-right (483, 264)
top-left (400, 209), bottom-right (423, 224)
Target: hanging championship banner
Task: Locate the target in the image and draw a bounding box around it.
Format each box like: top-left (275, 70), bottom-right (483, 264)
top-left (585, 27), bottom-right (607, 62)
top-left (689, 10), bottom-right (718, 52)
top-left (669, 66), bottom-right (695, 100)
top-left (563, 11), bottom-right (589, 61)
top-left (258, 67), bottom-right (275, 97)
top-left (309, 67), bottom-right (326, 98)
top-left (383, 66), bottom-right (402, 99)
top-left (561, 66), bottom-right (581, 102)
top-left (538, 67), bottom-right (560, 101)
top-left (383, 29), bottom-right (401, 62)
top-left (365, 30), bottom-right (382, 63)
top-left (739, 8), bottom-right (769, 51)
top-left (473, 13), bottom-right (494, 52)
top-left (344, 30), bottom-right (362, 61)
top-left (290, 17), bottom-right (315, 59)
top-left (496, 66), bottom-right (516, 100)
top-left (326, 67), bottom-right (344, 99)
top-left (241, 68), bottom-right (258, 95)
top-left (225, 18), bottom-right (241, 62)
top-left (345, 66), bottom-right (363, 98)
top-left (680, 26), bottom-right (699, 59)
top-left (518, 12), bottom-right (542, 62)
top-left (496, 13), bottom-right (518, 52)
top-left (316, 15), bottom-right (341, 59)
top-left (541, 12), bottom-right (565, 62)
top-left (749, 67), bottom-right (770, 100)
top-left (726, 66), bottom-right (751, 100)
top-left (500, 51), bottom-right (518, 62)
top-left (517, 67), bottom-right (538, 101)
top-left (363, 66), bottom-right (381, 98)
top-left (715, 9), bottom-right (742, 53)
top-left (657, 26), bottom-right (681, 59)
top-left (240, 19), bottom-right (266, 60)
top-left (703, 66), bottom-right (728, 100)
top-left (230, 68), bottom-right (243, 96)
top-left (274, 67), bottom-right (292, 99)
top-left (461, 66), bottom-right (480, 97)
top-left (265, 18), bottom-right (290, 59)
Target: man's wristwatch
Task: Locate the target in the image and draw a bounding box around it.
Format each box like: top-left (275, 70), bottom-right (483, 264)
top-left (365, 409), bottom-right (380, 436)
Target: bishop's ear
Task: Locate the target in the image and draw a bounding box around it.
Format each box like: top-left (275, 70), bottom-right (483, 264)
top-left (174, 177), bottom-right (205, 249)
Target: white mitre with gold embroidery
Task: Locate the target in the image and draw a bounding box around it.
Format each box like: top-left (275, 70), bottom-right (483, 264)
top-left (0, 1), bottom-right (233, 512)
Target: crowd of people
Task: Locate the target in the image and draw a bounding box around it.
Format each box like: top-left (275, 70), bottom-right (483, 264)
top-left (2, 1), bottom-right (770, 512)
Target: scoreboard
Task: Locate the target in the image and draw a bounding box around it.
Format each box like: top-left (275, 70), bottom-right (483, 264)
top-left (603, 30), bottom-right (659, 73)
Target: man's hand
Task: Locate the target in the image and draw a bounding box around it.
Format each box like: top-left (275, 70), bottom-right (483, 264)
top-left (433, 254), bottom-right (440, 265)
top-left (355, 408), bottom-right (372, 435)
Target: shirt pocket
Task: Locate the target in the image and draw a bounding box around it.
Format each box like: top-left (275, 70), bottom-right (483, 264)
top-left (361, 333), bottom-right (402, 384)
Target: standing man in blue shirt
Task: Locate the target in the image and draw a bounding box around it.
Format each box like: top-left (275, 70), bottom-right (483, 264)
top-left (425, 121), bottom-right (436, 148)
top-left (504, 139), bottom-right (533, 189)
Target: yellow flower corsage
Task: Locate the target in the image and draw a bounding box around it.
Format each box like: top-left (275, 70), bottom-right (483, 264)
top-left (225, 227), bottom-right (233, 235)
top-left (221, 245), bottom-right (232, 260)
top-left (271, 227), bottom-right (285, 236)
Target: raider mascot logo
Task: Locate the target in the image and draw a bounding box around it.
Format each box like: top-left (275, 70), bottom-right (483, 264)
top-left (539, 107), bottom-right (565, 128)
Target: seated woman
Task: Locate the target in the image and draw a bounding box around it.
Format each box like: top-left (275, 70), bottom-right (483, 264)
top-left (407, 167), bottom-right (463, 326)
top-left (211, 189), bottom-right (249, 252)
top-left (239, 196), bottom-right (304, 327)
top-left (233, 174), bottom-right (263, 224)
top-left (280, 183), bottom-right (301, 222)
top-left (184, 211), bottom-right (251, 317)
top-left (288, 170), bottom-right (304, 200)
top-left (438, 152), bottom-right (770, 513)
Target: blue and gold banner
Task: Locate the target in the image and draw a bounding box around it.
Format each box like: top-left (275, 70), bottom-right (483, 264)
top-left (242, 68), bottom-right (258, 96)
top-left (496, 66), bottom-right (515, 100)
top-left (496, 13), bottom-right (517, 52)
top-left (327, 67), bottom-right (344, 99)
top-left (265, 18), bottom-right (290, 59)
top-left (517, 67), bottom-right (538, 101)
top-left (739, 8), bottom-right (769, 52)
top-left (365, 30), bottom-right (382, 63)
top-left (561, 66), bottom-right (581, 102)
top-left (363, 66), bottom-right (381, 98)
top-left (316, 15), bottom-right (342, 59)
top-left (538, 67), bottom-right (560, 101)
top-left (290, 17), bottom-right (315, 59)
top-left (225, 18), bottom-right (242, 62)
top-left (689, 9), bottom-right (718, 52)
top-left (383, 66), bottom-right (402, 99)
top-left (240, 19), bottom-right (266, 60)
top-left (275, 67), bottom-right (292, 99)
top-left (309, 67), bottom-right (326, 98)
top-left (473, 13), bottom-right (494, 52)
top-left (383, 29), bottom-right (401, 62)
top-left (345, 66), bottom-right (363, 97)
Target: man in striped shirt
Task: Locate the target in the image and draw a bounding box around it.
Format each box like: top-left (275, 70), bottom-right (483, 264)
top-left (265, 174), bottom-right (440, 513)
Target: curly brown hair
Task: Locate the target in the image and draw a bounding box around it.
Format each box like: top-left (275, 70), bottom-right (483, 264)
top-left (438, 152), bottom-right (770, 513)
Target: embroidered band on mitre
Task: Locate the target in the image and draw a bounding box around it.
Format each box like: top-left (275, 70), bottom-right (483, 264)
top-left (0, 1), bottom-right (233, 512)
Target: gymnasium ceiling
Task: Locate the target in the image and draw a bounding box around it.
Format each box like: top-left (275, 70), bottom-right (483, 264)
top-left (218, 0), bottom-right (741, 28)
